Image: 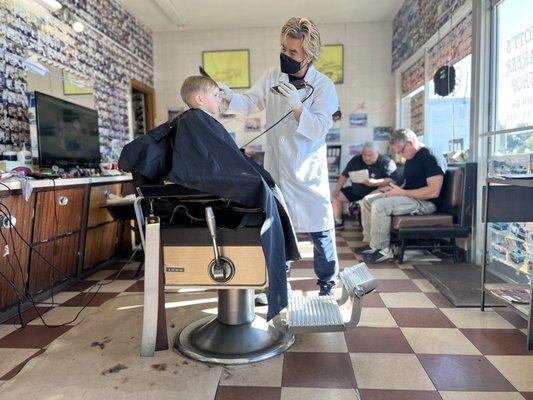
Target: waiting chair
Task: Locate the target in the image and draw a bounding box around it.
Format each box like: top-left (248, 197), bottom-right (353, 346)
top-left (390, 163), bottom-right (477, 263)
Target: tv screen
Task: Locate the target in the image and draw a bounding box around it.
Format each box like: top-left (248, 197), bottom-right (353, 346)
top-left (35, 92), bottom-right (100, 168)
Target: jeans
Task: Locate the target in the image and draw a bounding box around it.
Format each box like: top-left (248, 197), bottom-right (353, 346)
top-left (361, 194), bottom-right (437, 250)
top-left (306, 229), bottom-right (339, 288)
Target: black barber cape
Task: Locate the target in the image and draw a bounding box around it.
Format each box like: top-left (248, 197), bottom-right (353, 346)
top-left (119, 109), bottom-right (300, 319)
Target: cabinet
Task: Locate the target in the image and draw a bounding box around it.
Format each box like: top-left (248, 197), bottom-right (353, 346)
top-left (33, 187), bottom-right (85, 242)
top-left (87, 184), bottom-right (121, 228)
top-left (84, 222), bottom-right (118, 270)
top-left (0, 193), bottom-right (35, 310)
top-left (29, 233), bottom-right (80, 293)
top-left (481, 177), bottom-right (533, 350)
top-left (0, 178), bottom-right (131, 314)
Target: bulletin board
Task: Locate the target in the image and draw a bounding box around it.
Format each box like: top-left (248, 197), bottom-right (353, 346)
top-left (315, 44), bottom-right (343, 84)
top-left (202, 49), bottom-right (250, 89)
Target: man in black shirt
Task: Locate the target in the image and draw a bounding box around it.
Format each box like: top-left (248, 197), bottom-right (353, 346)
top-left (332, 142), bottom-right (399, 229)
top-left (360, 129), bottom-right (444, 263)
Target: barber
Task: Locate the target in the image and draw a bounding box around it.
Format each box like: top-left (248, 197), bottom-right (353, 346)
top-left (218, 17), bottom-right (339, 296)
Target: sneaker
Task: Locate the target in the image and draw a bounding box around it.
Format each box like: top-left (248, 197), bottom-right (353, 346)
top-left (318, 281), bottom-right (336, 296)
top-left (255, 292), bottom-right (268, 305)
top-left (353, 245), bottom-right (373, 255)
top-left (364, 248), bottom-right (394, 263)
top-left (335, 220), bottom-right (345, 230)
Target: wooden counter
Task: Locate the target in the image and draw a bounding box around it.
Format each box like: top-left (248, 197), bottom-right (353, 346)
top-left (0, 175), bottom-right (133, 315)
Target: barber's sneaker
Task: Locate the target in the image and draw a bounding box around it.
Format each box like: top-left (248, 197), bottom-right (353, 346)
top-left (255, 292), bottom-right (268, 305)
top-left (318, 281), bottom-right (336, 296)
top-left (364, 248), bottom-right (394, 263)
top-left (335, 220), bottom-right (345, 230)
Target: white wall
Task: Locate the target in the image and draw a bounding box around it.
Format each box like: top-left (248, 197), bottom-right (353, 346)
top-left (153, 21), bottom-right (395, 170)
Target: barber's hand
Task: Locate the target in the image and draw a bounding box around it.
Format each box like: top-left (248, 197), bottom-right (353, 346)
top-left (385, 182), bottom-right (405, 197)
top-left (277, 82), bottom-right (303, 110)
top-left (332, 188), bottom-right (340, 199)
top-left (217, 82), bottom-right (234, 101)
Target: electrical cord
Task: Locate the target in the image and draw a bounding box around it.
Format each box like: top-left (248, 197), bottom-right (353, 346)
top-left (0, 208), bottom-right (139, 327)
top-left (0, 202), bottom-right (130, 288)
top-left (0, 191), bottom-right (140, 327)
top-left (49, 178), bottom-right (59, 305)
top-left (0, 223), bottom-right (101, 328)
top-left (239, 82), bottom-right (315, 149)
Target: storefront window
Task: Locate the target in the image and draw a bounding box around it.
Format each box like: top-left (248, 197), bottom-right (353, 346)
top-left (494, 0), bottom-right (533, 131)
top-left (426, 54), bottom-right (471, 155)
top-left (487, 0), bottom-right (533, 281)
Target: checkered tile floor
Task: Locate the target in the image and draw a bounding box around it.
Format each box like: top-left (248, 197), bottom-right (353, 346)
top-left (1, 224), bottom-right (532, 400)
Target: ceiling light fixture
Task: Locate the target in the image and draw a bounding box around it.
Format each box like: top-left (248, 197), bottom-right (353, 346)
top-left (154, 0), bottom-right (186, 29)
top-left (72, 21), bottom-right (84, 32)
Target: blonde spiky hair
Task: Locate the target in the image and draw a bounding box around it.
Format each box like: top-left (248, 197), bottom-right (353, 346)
top-left (281, 17), bottom-right (321, 64)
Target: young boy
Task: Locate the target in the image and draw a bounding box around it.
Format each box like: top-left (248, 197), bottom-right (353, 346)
top-left (180, 76), bottom-right (221, 116)
top-left (120, 75), bottom-right (300, 319)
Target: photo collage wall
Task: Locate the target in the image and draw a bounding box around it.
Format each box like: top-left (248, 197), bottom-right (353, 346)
top-left (0, 0), bottom-right (154, 162)
top-left (392, 0), bottom-right (467, 72)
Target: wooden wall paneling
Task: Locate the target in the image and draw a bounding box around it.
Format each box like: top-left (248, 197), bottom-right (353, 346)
top-left (0, 192), bottom-right (36, 311)
top-left (33, 187), bottom-right (85, 243)
top-left (29, 233), bottom-right (80, 294)
top-left (84, 222), bottom-right (118, 270)
top-left (87, 184), bottom-right (122, 228)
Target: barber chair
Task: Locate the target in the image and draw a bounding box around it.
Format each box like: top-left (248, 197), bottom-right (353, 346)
top-left (135, 184), bottom-right (378, 364)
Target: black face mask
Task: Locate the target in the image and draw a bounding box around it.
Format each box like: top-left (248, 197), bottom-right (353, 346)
top-left (280, 53), bottom-right (303, 75)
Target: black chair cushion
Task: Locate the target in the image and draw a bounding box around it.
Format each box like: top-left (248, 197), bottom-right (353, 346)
top-left (391, 213), bottom-right (454, 229)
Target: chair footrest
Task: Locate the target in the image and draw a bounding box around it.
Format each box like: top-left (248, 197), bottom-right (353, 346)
top-left (286, 295), bottom-right (345, 333)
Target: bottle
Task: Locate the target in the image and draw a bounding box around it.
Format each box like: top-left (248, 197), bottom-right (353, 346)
top-left (17, 142), bottom-right (33, 169)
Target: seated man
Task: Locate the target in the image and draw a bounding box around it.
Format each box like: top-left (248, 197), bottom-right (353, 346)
top-left (331, 142), bottom-right (399, 229)
top-left (360, 129), bottom-right (444, 263)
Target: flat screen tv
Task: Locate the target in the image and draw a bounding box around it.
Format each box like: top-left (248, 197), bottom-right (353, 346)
top-left (35, 91), bottom-right (100, 168)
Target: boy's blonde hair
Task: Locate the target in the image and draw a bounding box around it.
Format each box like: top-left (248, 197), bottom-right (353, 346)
top-left (180, 76), bottom-right (218, 108)
top-left (281, 17), bottom-right (321, 64)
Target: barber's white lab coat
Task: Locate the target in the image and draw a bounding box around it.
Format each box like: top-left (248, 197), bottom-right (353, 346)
top-left (227, 66), bottom-right (339, 233)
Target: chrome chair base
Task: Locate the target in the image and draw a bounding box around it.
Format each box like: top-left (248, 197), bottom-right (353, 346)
top-left (176, 314), bottom-right (294, 365)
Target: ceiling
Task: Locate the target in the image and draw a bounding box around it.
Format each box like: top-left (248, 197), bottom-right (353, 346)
top-left (116, 0), bottom-right (404, 32)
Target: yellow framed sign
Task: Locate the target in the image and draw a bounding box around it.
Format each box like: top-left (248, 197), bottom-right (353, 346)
top-left (202, 49), bottom-right (250, 89)
top-left (63, 72), bottom-right (92, 95)
top-left (315, 44), bottom-right (343, 84)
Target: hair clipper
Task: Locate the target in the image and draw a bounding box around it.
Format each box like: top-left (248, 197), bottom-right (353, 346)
top-left (271, 79), bottom-right (306, 94)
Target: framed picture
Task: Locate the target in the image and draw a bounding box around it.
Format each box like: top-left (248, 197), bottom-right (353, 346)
top-left (373, 126), bottom-right (391, 141)
top-left (315, 44), bottom-right (343, 84)
top-left (349, 112), bottom-right (367, 128)
top-left (326, 127), bottom-right (341, 142)
top-left (202, 49), bottom-right (250, 89)
top-left (63, 72), bottom-right (92, 95)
